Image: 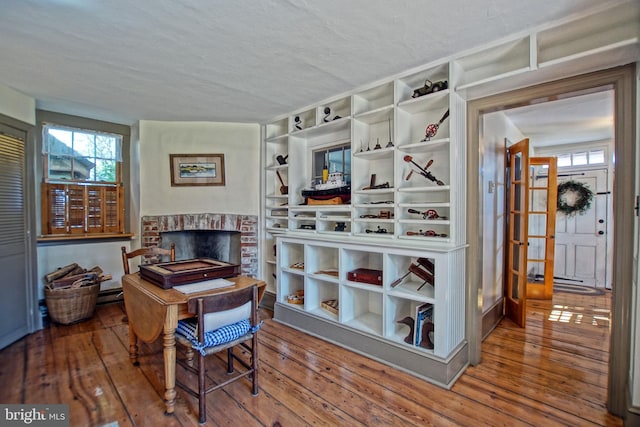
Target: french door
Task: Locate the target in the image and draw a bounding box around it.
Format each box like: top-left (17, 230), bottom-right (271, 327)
top-left (526, 157), bottom-right (558, 299)
top-left (505, 139), bottom-right (529, 327)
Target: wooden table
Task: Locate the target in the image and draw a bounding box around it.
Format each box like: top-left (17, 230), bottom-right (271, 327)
top-left (122, 273), bottom-right (266, 414)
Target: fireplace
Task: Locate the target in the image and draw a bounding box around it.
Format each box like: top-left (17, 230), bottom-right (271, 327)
top-left (159, 230), bottom-right (240, 264)
top-left (141, 213), bottom-right (258, 277)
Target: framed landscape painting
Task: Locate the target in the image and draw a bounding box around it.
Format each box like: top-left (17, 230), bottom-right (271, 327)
top-left (170, 154), bottom-right (226, 186)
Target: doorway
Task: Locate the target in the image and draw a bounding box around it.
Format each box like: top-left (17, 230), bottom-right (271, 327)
top-left (504, 89), bottom-right (615, 290)
top-left (466, 65), bottom-right (636, 416)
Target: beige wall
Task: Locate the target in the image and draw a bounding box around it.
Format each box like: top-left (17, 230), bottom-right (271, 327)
top-left (481, 111), bottom-right (524, 313)
top-left (0, 84), bottom-right (35, 125)
top-left (138, 121), bottom-right (261, 217)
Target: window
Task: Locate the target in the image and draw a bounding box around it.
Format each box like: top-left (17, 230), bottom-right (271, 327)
top-left (312, 143), bottom-right (351, 186)
top-left (44, 125), bottom-right (121, 182)
top-left (41, 123), bottom-right (125, 237)
top-left (588, 149), bottom-right (605, 164)
top-left (552, 148), bottom-right (606, 168)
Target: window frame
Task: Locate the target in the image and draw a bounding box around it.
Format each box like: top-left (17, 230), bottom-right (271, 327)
top-left (42, 123), bottom-right (122, 184)
top-left (37, 111), bottom-right (130, 240)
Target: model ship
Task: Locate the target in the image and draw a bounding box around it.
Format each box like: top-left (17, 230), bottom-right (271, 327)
top-left (301, 171), bottom-right (351, 204)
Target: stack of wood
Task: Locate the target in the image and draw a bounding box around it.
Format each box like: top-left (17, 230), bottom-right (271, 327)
top-left (44, 263), bottom-right (112, 291)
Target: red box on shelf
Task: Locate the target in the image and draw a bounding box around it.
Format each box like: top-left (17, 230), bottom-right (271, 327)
top-left (347, 268), bottom-right (383, 286)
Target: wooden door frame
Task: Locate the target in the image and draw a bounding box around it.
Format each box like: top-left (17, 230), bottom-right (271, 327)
top-left (466, 64), bottom-right (636, 416)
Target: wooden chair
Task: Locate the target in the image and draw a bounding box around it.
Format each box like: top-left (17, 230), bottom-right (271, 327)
top-left (175, 285), bottom-right (259, 424)
top-left (120, 243), bottom-right (175, 274)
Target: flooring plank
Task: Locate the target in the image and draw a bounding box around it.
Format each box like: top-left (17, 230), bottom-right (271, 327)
top-left (0, 291), bottom-right (622, 427)
top-left (0, 338), bottom-right (26, 403)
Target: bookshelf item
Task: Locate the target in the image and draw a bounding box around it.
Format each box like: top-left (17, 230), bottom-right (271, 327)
top-left (347, 268), bottom-right (383, 286)
top-left (414, 303), bottom-right (434, 349)
top-left (321, 299), bottom-right (339, 315)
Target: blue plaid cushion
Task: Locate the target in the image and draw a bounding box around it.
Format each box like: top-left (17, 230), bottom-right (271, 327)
top-left (177, 318), bottom-right (262, 355)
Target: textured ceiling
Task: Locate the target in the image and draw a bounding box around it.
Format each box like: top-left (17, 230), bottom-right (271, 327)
top-left (503, 90), bottom-right (614, 147)
top-left (0, 0), bottom-right (623, 126)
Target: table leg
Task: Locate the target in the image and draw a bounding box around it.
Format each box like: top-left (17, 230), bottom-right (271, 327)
top-left (128, 323), bottom-right (139, 366)
top-left (163, 305), bottom-right (178, 415)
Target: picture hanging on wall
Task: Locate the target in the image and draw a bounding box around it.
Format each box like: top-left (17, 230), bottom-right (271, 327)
top-left (170, 153), bottom-right (225, 186)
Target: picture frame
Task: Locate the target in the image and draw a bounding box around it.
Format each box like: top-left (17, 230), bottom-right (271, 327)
top-left (169, 154), bottom-right (226, 187)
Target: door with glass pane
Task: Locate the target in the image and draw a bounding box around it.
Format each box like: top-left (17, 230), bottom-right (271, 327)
top-left (505, 139), bottom-right (529, 327)
top-left (526, 157), bottom-right (558, 299)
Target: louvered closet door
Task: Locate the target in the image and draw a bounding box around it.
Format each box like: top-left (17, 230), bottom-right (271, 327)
top-left (0, 130), bottom-right (30, 349)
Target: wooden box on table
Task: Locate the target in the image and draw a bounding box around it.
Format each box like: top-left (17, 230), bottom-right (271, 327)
top-left (139, 258), bottom-right (240, 289)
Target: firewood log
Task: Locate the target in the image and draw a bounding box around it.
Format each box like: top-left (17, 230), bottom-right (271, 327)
top-left (67, 266), bottom-right (85, 277)
top-left (87, 266), bottom-right (104, 275)
top-left (50, 272), bottom-right (98, 290)
top-left (44, 263), bottom-right (79, 283)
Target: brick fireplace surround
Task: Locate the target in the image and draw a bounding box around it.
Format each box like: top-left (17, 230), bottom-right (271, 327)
top-left (141, 213), bottom-right (258, 277)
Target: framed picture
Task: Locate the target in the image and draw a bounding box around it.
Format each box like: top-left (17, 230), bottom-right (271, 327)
top-left (169, 154), bottom-right (226, 186)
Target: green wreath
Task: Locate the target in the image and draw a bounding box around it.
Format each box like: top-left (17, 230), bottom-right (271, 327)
top-left (557, 180), bottom-right (594, 216)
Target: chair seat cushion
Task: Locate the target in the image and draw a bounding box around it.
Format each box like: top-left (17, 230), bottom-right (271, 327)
top-left (203, 301), bottom-right (251, 332)
top-left (177, 318), bottom-right (251, 355)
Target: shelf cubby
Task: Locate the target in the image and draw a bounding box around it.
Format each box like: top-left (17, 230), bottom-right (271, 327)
top-left (290, 108), bottom-right (317, 134)
top-left (399, 204), bottom-right (450, 222)
top-left (396, 96), bottom-right (451, 148)
top-left (265, 117), bottom-right (289, 140)
top-left (279, 271), bottom-right (305, 306)
top-left (306, 244), bottom-right (339, 277)
top-left (352, 82), bottom-right (394, 116)
top-left (537, 2), bottom-right (639, 68)
top-left (280, 241), bottom-right (304, 271)
top-left (352, 221), bottom-right (394, 238)
top-left (352, 190), bottom-right (395, 207)
top-left (317, 221), bottom-right (351, 235)
top-left (396, 187), bottom-right (450, 204)
top-left (397, 222), bottom-right (450, 242)
top-left (306, 278), bottom-right (339, 321)
top-left (342, 248), bottom-right (382, 278)
top-left (341, 286), bottom-right (383, 335)
top-left (319, 96), bottom-right (351, 124)
top-left (454, 36), bottom-right (532, 90)
top-left (386, 296), bottom-right (434, 352)
top-left (397, 149), bottom-right (449, 191)
top-left (396, 63), bottom-right (449, 104)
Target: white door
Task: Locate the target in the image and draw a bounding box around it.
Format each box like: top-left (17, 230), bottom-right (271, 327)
top-left (554, 169), bottom-right (609, 288)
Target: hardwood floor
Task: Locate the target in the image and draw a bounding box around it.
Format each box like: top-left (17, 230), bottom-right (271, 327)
top-left (0, 290), bottom-right (622, 426)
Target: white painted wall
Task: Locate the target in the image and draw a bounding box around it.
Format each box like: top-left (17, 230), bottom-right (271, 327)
top-left (37, 242), bottom-right (125, 297)
top-left (0, 84), bottom-right (35, 125)
top-left (481, 111), bottom-right (524, 313)
top-left (138, 121), bottom-right (261, 217)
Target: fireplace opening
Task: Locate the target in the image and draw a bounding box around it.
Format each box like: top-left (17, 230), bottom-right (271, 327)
top-left (159, 230), bottom-right (241, 265)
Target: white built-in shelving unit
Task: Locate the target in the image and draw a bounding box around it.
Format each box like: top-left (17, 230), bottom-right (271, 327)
top-left (259, 2), bottom-right (639, 388)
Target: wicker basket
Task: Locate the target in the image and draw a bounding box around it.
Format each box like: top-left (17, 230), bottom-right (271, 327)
top-left (45, 282), bottom-right (100, 325)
